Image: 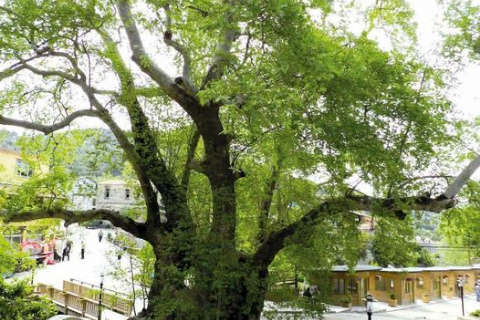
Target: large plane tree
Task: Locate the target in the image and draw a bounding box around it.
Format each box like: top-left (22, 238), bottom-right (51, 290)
top-left (1, 0), bottom-right (479, 319)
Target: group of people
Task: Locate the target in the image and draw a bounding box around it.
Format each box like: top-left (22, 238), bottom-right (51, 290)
top-left (51, 230), bottom-right (105, 263)
top-left (53, 239), bottom-right (87, 262)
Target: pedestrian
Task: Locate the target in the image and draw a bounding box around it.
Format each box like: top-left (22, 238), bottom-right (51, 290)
top-left (66, 240), bottom-right (73, 251)
top-left (62, 244), bottom-right (70, 261)
top-left (98, 230), bottom-right (104, 243)
top-left (476, 280), bottom-right (480, 302)
top-left (303, 287), bottom-right (312, 298)
top-left (81, 241), bottom-right (85, 259)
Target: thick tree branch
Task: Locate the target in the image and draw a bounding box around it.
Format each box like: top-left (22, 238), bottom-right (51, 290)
top-left (201, 0), bottom-right (237, 89)
top-left (0, 110), bottom-right (101, 134)
top-left (441, 154), bottom-right (480, 199)
top-left (21, 63), bottom-right (77, 82)
top-left (99, 28), bottom-right (195, 230)
top-left (11, 60), bottom-right (162, 221)
top-left (181, 127), bottom-right (201, 191)
top-left (116, 0), bottom-right (172, 87)
top-left (0, 55), bottom-right (48, 81)
top-left (253, 194), bottom-right (456, 267)
top-left (163, 3), bottom-right (198, 95)
top-left (258, 165), bottom-right (281, 244)
top-left (116, 0), bottom-right (201, 113)
top-left (2, 208), bottom-right (146, 239)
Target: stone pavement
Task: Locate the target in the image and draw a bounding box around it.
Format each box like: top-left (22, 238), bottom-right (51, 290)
top-left (261, 295), bottom-right (480, 319)
top-left (324, 295), bottom-right (480, 320)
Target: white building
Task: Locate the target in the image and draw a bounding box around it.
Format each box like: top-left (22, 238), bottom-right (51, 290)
top-left (95, 179), bottom-right (137, 212)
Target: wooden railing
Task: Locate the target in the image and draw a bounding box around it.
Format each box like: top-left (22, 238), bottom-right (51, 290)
top-left (65, 279), bottom-right (133, 315)
top-left (36, 283), bottom-right (99, 319)
top-left (36, 280), bottom-right (132, 319)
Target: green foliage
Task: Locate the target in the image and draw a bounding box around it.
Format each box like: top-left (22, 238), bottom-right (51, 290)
top-left (0, 279), bottom-right (56, 320)
top-left (442, 0), bottom-right (480, 60)
top-left (439, 181), bottom-right (480, 264)
top-left (372, 216), bottom-right (418, 267)
top-left (340, 296), bottom-right (351, 304)
top-left (471, 309), bottom-right (480, 317)
top-left (0, 234), bottom-right (33, 275)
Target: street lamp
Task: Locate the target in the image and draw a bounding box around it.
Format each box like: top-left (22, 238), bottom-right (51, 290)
top-left (457, 276), bottom-right (465, 317)
top-left (30, 263), bottom-right (35, 285)
top-left (98, 273), bottom-right (105, 320)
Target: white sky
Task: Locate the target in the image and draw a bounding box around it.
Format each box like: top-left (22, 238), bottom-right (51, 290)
top-left (408, 0), bottom-right (480, 119)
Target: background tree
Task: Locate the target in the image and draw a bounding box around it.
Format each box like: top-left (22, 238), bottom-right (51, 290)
top-left (0, 0), bottom-right (477, 319)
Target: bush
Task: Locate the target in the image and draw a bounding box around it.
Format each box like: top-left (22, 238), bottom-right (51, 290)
top-left (0, 279), bottom-right (56, 320)
top-left (471, 310), bottom-right (480, 317)
top-left (390, 293), bottom-right (396, 300)
top-left (265, 286), bottom-right (298, 303)
top-left (340, 296), bottom-right (351, 304)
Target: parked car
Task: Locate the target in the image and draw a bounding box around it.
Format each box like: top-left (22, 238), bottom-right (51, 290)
top-left (85, 220), bottom-right (114, 229)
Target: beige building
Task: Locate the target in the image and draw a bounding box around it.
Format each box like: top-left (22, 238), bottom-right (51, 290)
top-left (0, 148), bottom-right (38, 186)
top-left (0, 148), bottom-right (60, 243)
top-left (330, 265), bottom-right (480, 306)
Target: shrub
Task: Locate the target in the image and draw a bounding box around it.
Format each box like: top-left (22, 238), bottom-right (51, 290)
top-left (340, 296), bottom-right (351, 304)
top-left (471, 309), bottom-right (480, 317)
top-left (0, 279), bottom-right (56, 320)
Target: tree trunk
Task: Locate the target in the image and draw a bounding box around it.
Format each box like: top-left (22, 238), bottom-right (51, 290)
top-left (138, 240), bottom-right (269, 320)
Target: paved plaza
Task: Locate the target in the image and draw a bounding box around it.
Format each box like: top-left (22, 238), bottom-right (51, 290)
top-left (324, 296), bottom-right (480, 320)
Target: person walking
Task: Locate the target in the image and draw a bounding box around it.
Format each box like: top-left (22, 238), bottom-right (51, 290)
top-left (475, 280), bottom-right (480, 302)
top-left (303, 287), bottom-right (312, 298)
top-left (98, 230), bottom-right (104, 243)
top-left (62, 244), bottom-right (70, 261)
top-left (81, 241), bottom-right (85, 259)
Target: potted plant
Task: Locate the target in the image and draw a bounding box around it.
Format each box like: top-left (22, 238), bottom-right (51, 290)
top-left (388, 293), bottom-right (398, 307)
top-left (340, 296), bottom-right (352, 308)
top-left (422, 293), bottom-right (431, 303)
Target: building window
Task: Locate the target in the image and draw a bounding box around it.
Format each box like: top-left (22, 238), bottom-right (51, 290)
top-left (347, 279), bottom-right (358, 294)
top-left (433, 277), bottom-right (440, 290)
top-left (16, 159), bottom-right (33, 177)
top-left (375, 277), bottom-right (386, 291)
top-left (125, 188), bottom-right (130, 199)
top-left (333, 278), bottom-right (345, 295)
top-left (105, 186), bottom-right (111, 199)
top-left (390, 280), bottom-right (395, 289)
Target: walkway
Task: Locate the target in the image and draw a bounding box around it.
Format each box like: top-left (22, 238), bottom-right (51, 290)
top-left (14, 226), bottom-right (145, 320)
top-left (324, 295), bottom-right (480, 320)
